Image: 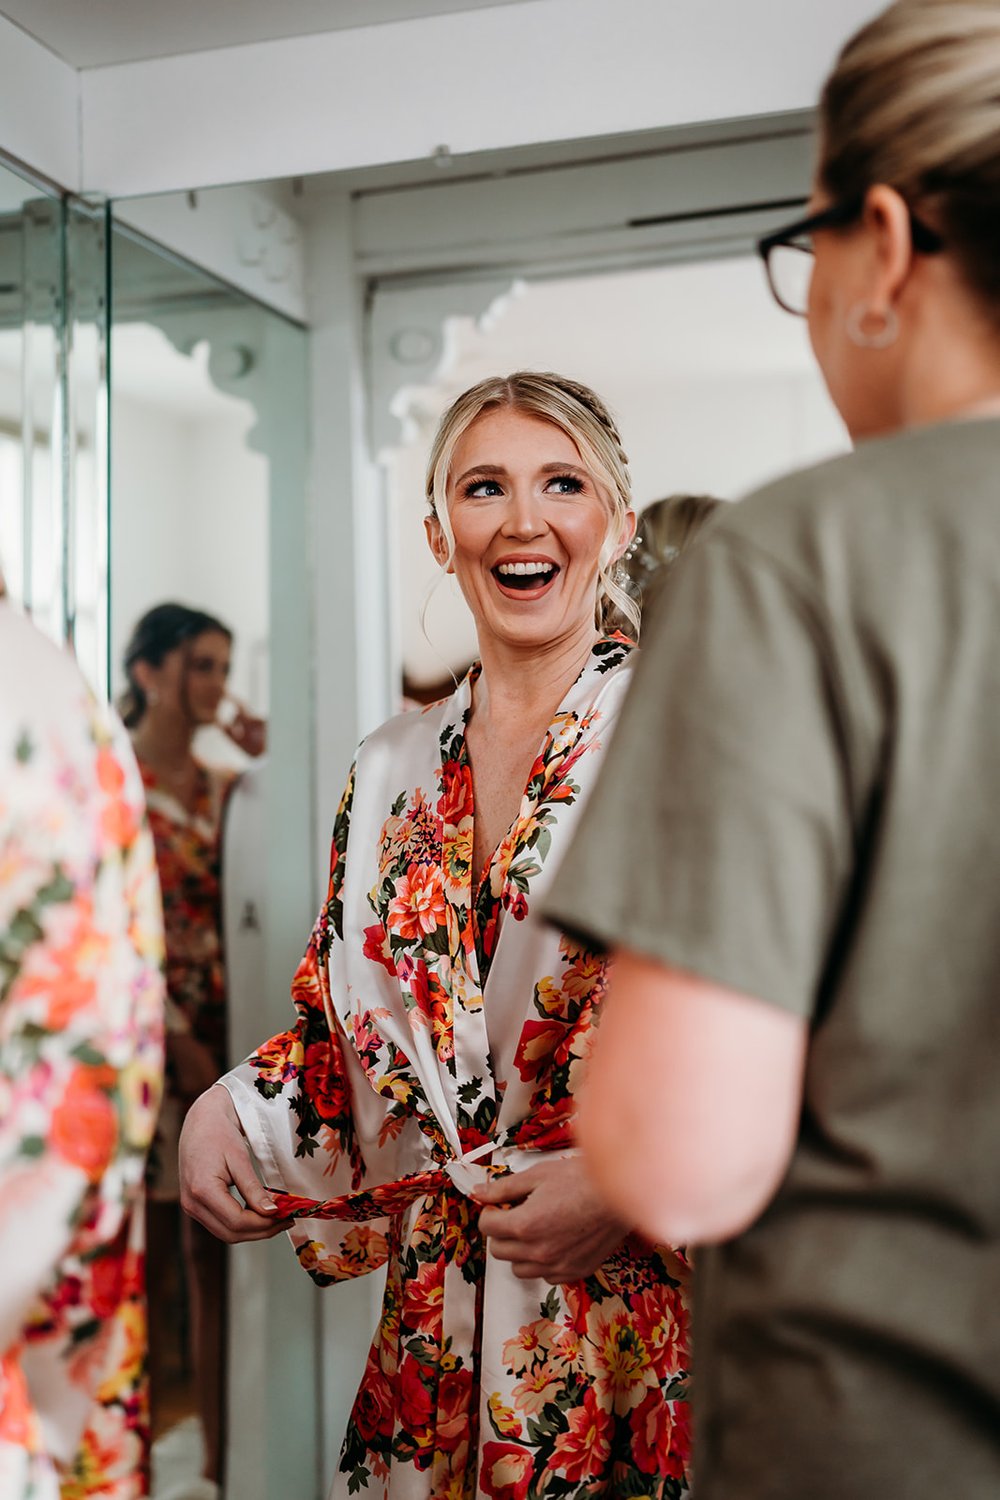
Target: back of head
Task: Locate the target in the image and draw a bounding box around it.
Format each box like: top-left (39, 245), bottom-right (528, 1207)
top-left (622, 493), bottom-right (722, 616)
top-left (820, 0), bottom-right (1000, 322)
top-left (120, 600), bottom-right (232, 727)
top-left (425, 371), bottom-right (639, 638)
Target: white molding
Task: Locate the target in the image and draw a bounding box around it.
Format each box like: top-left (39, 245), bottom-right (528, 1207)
top-left (114, 187), bottom-right (307, 323)
top-left (0, 15), bottom-right (80, 191)
top-left (77, 0), bottom-right (885, 199)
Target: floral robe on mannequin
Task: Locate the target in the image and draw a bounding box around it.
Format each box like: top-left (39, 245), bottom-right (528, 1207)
top-left (223, 638), bottom-right (691, 1500)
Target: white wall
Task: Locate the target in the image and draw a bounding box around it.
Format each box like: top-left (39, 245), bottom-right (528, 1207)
top-left (110, 382), bottom-right (269, 717)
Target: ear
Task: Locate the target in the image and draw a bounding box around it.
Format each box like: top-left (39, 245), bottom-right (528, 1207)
top-left (613, 508), bottom-right (637, 562)
top-left (861, 184), bottom-right (916, 310)
top-left (424, 513), bottom-right (453, 573)
top-left (130, 659), bottom-right (157, 694)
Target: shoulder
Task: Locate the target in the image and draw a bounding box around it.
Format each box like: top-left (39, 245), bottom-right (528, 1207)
top-left (716, 420), bottom-right (1000, 597)
top-left (0, 605), bottom-right (90, 729)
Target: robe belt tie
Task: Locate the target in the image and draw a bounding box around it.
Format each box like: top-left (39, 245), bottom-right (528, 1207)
top-left (265, 1130), bottom-right (519, 1223)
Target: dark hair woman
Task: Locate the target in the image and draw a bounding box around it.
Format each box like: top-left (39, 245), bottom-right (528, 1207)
top-left (124, 601), bottom-right (262, 1496)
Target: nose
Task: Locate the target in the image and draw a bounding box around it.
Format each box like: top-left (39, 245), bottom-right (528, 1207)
top-left (501, 483), bottom-right (548, 540)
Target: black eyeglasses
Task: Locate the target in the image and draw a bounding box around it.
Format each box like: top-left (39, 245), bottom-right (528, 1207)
top-left (756, 196), bottom-right (945, 316)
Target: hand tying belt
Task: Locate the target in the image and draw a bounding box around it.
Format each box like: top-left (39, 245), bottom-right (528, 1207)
top-left (266, 1134), bottom-right (508, 1223)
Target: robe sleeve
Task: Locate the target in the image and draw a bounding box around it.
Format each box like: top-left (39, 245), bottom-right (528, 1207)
top-left (0, 694), bottom-right (165, 1465)
top-left (221, 763), bottom-right (401, 1283)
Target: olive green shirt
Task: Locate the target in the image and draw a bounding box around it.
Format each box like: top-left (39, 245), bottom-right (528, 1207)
top-left (545, 419), bottom-right (1000, 1499)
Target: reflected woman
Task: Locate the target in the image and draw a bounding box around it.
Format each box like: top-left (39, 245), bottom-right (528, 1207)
top-left (121, 603), bottom-right (262, 1494)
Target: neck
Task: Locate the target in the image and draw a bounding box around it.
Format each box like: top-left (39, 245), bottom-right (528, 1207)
top-left (131, 712), bottom-right (196, 771)
top-left (472, 620), bottom-right (601, 730)
top-left (895, 298), bottom-right (1000, 432)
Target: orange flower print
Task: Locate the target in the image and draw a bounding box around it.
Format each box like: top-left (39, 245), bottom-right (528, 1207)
top-left (251, 1029), bottom-right (303, 1085)
top-left (551, 1386), bottom-right (612, 1483)
top-left (50, 1065), bottom-right (118, 1182)
top-left (586, 1304), bottom-right (656, 1412)
top-left (387, 862), bottom-right (446, 942)
top-left (0, 1351), bottom-right (40, 1450)
top-left (480, 1441), bottom-right (533, 1500)
top-left (404, 1258), bottom-right (445, 1337)
top-left (15, 899), bottom-right (104, 1029)
top-left (511, 1358), bottom-right (564, 1416)
top-left (501, 1318), bottom-right (562, 1375)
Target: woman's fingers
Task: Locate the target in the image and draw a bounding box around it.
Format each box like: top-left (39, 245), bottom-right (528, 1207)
top-left (179, 1084), bottom-right (287, 1243)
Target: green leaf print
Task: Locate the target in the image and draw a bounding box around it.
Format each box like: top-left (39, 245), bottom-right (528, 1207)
top-left (14, 729), bottom-right (34, 763)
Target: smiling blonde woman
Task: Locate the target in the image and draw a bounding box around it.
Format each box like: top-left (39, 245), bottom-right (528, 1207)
top-left (179, 372), bottom-right (699, 1500)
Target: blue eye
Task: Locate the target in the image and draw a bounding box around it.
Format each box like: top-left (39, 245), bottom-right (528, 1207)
top-left (463, 479), bottom-right (504, 498)
top-left (547, 474), bottom-right (584, 495)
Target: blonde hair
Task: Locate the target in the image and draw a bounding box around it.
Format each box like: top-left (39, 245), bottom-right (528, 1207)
top-left (425, 371), bottom-right (639, 638)
top-left (820, 0), bottom-right (1000, 316)
top-left (620, 493), bottom-right (721, 617)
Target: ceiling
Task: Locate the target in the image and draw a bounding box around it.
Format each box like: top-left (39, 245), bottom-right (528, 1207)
top-left (0, 0), bottom-right (535, 68)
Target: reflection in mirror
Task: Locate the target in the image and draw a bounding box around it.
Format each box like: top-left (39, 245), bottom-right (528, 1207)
top-left (0, 163), bottom-right (108, 691)
top-left (109, 225), bottom-right (299, 1500)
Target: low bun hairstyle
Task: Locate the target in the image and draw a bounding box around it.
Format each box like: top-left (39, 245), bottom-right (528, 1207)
top-left (425, 371), bottom-right (640, 640)
top-left (820, 0), bottom-right (1000, 320)
top-left (120, 601), bottom-right (232, 729)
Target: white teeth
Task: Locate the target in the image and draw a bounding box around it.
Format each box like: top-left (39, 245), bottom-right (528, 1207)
top-left (497, 561), bottom-right (556, 577)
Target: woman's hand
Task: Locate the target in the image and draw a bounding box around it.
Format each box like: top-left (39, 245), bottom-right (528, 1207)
top-left (220, 702), bottom-right (267, 758)
top-left (179, 1084), bottom-right (290, 1243)
top-left (475, 1155), bottom-right (629, 1283)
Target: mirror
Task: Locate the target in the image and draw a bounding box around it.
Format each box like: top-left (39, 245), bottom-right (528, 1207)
top-left (108, 220), bottom-right (314, 1499)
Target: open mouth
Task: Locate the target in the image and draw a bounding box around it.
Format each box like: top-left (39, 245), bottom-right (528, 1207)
top-left (492, 560), bottom-right (560, 594)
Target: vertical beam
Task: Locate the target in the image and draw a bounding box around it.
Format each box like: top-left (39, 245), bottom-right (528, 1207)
top-left (305, 190), bottom-right (390, 1480)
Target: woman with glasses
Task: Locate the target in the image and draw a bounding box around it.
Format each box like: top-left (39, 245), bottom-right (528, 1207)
top-left (545, 3), bottom-right (1000, 1498)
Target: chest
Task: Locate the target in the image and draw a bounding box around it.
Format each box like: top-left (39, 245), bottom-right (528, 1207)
top-left (465, 721), bottom-right (547, 891)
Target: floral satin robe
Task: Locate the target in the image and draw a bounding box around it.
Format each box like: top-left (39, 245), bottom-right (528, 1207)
top-left (0, 605), bottom-right (165, 1499)
top-left (224, 638), bottom-right (691, 1499)
top-left (139, 761), bottom-right (235, 1198)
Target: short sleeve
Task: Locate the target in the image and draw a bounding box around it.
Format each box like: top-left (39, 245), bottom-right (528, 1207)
top-left (544, 533), bottom-right (855, 1020)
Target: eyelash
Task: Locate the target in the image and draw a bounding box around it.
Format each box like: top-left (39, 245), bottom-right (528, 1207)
top-left (461, 473), bottom-right (585, 498)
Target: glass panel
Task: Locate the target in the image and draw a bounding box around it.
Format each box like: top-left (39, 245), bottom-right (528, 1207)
top-left (0, 162), bottom-right (63, 633)
top-left (108, 220), bottom-right (314, 1500)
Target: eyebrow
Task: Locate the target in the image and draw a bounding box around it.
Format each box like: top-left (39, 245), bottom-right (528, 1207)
top-left (454, 460), bottom-right (589, 486)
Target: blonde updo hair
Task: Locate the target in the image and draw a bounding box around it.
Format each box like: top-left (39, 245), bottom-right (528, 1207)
top-left (425, 371), bottom-right (639, 639)
top-left (820, 0), bottom-right (1000, 319)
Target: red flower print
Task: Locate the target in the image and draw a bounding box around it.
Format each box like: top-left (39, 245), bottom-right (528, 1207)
top-left (398, 1354), bottom-right (434, 1433)
top-left (404, 1258), bottom-right (444, 1337)
top-left (551, 1387), bottom-right (612, 1483)
top-left (50, 1065), bottom-right (118, 1182)
top-left (353, 1346), bottom-right (395, 1445)
top-left (629, 1284), bottom-right (688, 1376)
top-left (303, 1041), bottom-right (349, 1122)
top-left (513, 1019), bottom-right (566, 1083)
top-left (437, 1365), bottom-right (473, 1454)
top-left (439, 760), bottom-right (473, 828)
top-left (504, 890), bottom-right (529, 922)
top-left (88, 1249), bottom-right (126, 1322)
top-left (363, 921), bottom-right (396, 976)
top-left (630, 1387), bottom-right (675, 1475)
top-left (387, 863), bottom-right (447, 942)
top-left (480, 1441), bottom-right (533, 1500)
